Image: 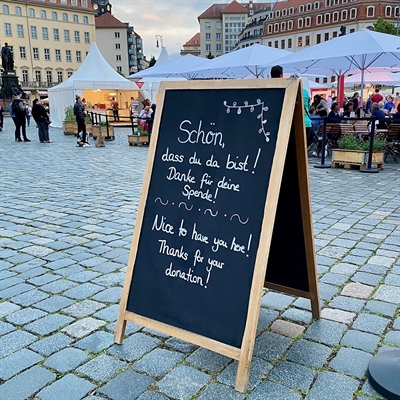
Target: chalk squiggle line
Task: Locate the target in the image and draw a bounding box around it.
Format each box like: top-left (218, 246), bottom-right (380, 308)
top-left (154, 197), bottom-right (168, 206)
top-left (230, 214), bottom-right (249, 225)
top-left (178, 202), bottom-right (193, 211)
top-left (204, 209), bottom-right (218, 217)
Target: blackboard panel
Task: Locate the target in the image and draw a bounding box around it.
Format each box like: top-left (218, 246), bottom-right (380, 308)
top-left (127, 88), bottom-right (286, 348)
top-left (265, 127), bottom-right (309, 293)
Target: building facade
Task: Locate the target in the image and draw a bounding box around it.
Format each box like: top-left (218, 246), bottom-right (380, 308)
top-left (0, 0), bottom-right (96, 97)
top-left (180, 33), bottom-right (201, 57)
top-left (198, 0), bottom-right (273, 58)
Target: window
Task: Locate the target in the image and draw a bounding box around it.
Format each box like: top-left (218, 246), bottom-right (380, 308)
top-left (288, 38), bottom-right (292, 48)
top-left (276, 10), bottom-right (280, 17)
top-left (116, 55), bottom-right (121, 61)
top-left (33, 47), bottom-right (39, 60)
top-left (20, 47), bottom-right (26, 59)
top-left (350, 28), bottom-right (355, 33)
top-left (274, 23), bottom-right (279, 32)
top-left (350, 8), bottom-right (357, 18)
top-left (40, 10), bottom-right (46, 19)
top-left (314, 1), bottom-right (320, 9)
top-left (22, 70), bottom-right (28, 85)
top-left (317, 15), bottom-right (323, 24)
top-left (307, 3), bottom-right (312, 11)
top-left (281, 22), bottom-right (286, 31)
top-left (73, 14), bottom-right (78, 23)
top-left (54, 28), bottom-right (59, 40)
top-left (216, 33), bottom-right (221, 40)
top-left (289, 7), bottom-right (295, 14)
top-left (324, 13), bottom-right (330, 23)
top-left (29, 8), bottom-right (35, 17)
top-left (305, 17), bottom-right (311, 27)
top-left (334, 0), bottom-right (339, 5)
top-left (281, 39), bottom-right (285, 49)
top-left (115, 32), bottom-right (120, 38)
top-left (74, 31), bottom-right (80, 42)
top-left (17, 25), bottom-right (24, 38)
top-left (71, 0), bottom-right (77, 5)
top-left (298, 18), bottom-right (304, 28)
top-left (274, 40), bottom-right (278, 48)
top-left (35, 71), bottom-right (42, 84)
top-left (205, 33), bottom-right (211, 40)
top-left (395, 6), bottom-right (399, 16)
top-left (325, 0), bottom-right (331, 6)
top-left (367, 6), bottom-right (374, 17)
top-left (305, 35), bottom-right (310, 46)
top-left (66, 50), bottom-right (72, 62)
top-left (46, 71), bottom-right (52, 83)
top-left (282, 9), bottom-right (287, 16)
top-left (205, 44), bottom-right (211, 52)
top-left (385, 6), bottom-right (391, 17)
top-left (115, 43), bottom-right (120, 50)
top-left (42, 27), bottom-right (48, 40)
top-left (52, 11), bottom-right (57, 20)
top-left (83, 16), bottom-right (88, 24)
top-left (63, 13), bottom-right (68, 22)
top-left (67, 71), bottom-right (73, 78)
top-left (298, 37), bottom-right (303, 47)
top-left (3, 5), bottom-right (9, 14)
top-left (316, 34), bottom-right (321, 44)
top-left (323, 77), bottom-right (328, 84)
top-left (64, 30), bottom-right (70, 42)
top-left (31, 26), bottom-right (37, 38)
top-left (205, 22), bottom-right (211, 29)
top-left (332, 31), bottom-right (337, 37)
top-left (15, 6), bottom-right (21, 15)
top-left (5, 23), bottom-right (12, 37)
top-left (76, 50), bottom-right (81, 62)
top-left (216, 21), bottom-right (221, 29)
top-left (116, 66), bottom-right (122, 73)
top-left (82, 0), bottom-right (88, 6)
top-left (299, 5), bottom-right (304, 12)
top-left (44, 48), bottom-right (50, 60)
top-left (288, 20), bottom-right (293, 30)
top-left (268, 25), bottom-right (273, 34)
top-left (333, 11), bottom-right (339, 22)
top-left (267, 41), bottom-right (272, 47)
top-left (57, 71), bottom-right (63, 83)
top-left (341, 10), bottom-right (348, 19)
top-left (325, 32), bottom-right (329, 41)
top-left (216, 44), bottom-right (222, 51)
top-left (55, 49), bottom-right (61, 61)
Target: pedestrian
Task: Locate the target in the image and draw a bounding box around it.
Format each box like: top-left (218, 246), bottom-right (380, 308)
top-left (0, 104), bottom-right (4, 131)
top-left (111, 97), bottom-right (119, 122)
top-left (270, 65), bottom-right (283, 78)
top-left (74, 95), bottom-right (89, 147)
top-left (11, 91), bottom-right (30, 142)
top-left (26, 103), bottom-right (32, 127)
top-left (32, 98), bottom-right (52, 143)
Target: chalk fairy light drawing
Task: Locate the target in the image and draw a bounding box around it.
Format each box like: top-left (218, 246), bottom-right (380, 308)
top-left (224, 99), bottom-right (270, 142)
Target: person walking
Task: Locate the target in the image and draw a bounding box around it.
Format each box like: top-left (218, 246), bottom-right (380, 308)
top-left (74, 95), bottom-right (89, 146)
top-left (12, 91), bottom-right (30, 142)
top-left (25, 103), bottom-right (32, 127)
top-left (32, 98), bottom-right (52, 143)
top-left (0, 104), bottom-right (4, 131)
top-left (111, 97), bottom-right (119, 122)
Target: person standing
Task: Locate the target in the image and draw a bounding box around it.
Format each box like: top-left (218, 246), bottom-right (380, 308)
top-left (270, 65), bottom-right (283, 78)
top-left (370, 88), bottom-right (384, 104)
top-left (12, 91), bottom-right (30, 142)
top-left (0, 104), bottom-right (4, 131)
top-left (32, 98), bottom-right (52, 143)
top-left (26, 103), bottom-right (32, 127)
top-left (74, 95), bottom-right (89, 147)
top-left (111, 97), bottom-right (119, 122)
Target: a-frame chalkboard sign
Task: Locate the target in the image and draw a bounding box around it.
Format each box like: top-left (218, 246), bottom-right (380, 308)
top-left (115, 78), bottom-right (320, 392)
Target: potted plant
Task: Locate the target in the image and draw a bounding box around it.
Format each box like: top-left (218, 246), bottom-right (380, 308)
top-left (128, 124), bottom-right (149, 146)
top-left (91, 120), bottom-right (115, 140)
top-left (63, 106), bottom-right (91, 136)
top-left (332, 135), bottom-right (385, 170)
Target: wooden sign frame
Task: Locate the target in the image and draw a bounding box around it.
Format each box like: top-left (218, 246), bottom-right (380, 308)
top-left (115, 79), bottom-right (319, 392)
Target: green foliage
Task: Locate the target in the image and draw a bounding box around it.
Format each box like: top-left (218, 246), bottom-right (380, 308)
top-left (149, 56), bottom-right (156, 67)
top-left (372, 17), bottom-right (397, 35)
top-left (339, 135), bottom-right (384, 151)
top-left (64, 105), bottom-right (75, 122)
top-left (137, 124), bottom-right (148, 136)
top-left (206, 52), bottom-right (214, 59)
top-left (116, 70), bottom-right (125, 77)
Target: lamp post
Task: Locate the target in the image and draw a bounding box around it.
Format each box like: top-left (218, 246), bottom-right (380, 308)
top-left (155, 35), bottom-right (164, 48)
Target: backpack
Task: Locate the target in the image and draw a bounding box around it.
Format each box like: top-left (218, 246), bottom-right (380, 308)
top-left (12, 100), bottom-right (24, 117)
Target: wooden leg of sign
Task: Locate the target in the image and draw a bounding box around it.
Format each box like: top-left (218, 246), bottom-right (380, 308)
top-left (235, 350), bottom-right (252, 392)
top-left (293, 84), bottom-right (320, 319)
top-left (114, 314), bottom-right (127, 344)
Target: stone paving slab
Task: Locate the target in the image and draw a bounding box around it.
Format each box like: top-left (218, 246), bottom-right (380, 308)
top-left (0, 122), bottom-right (399, 399)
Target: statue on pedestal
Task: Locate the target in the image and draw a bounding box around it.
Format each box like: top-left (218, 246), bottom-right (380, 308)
top-left (1, 43), bottom-right (14, 71)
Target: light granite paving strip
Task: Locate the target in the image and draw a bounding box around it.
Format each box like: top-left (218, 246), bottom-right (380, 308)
top-left (0, 123), bottom-right (399, 400)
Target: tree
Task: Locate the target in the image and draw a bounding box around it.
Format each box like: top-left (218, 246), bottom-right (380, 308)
top-left (149, 56), bottom-right (156, 67)
top-left (372, 17), bottom-right (397, 35)
top-left (206, 52), bottom-right (214, 59)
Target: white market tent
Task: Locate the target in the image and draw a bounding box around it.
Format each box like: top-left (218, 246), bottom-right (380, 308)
top-left (48, 42), bottom-right (136, 127)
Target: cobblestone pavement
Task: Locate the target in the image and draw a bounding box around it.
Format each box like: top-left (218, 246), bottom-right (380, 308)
top-left (0, 117), bottom-right (399, 400)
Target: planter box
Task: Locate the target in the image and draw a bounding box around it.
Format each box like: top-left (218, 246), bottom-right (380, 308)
top-left (128, 134), bottom-right (149, 146)
top-left (91, 125), bottom-right (115, 140)
top-left (332, 149), bottom-right (384, 170)
top-left (63, 122), bottom-right (91, 136)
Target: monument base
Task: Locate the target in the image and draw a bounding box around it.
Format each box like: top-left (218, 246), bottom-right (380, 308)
top-left (1, 71), bottom-right (20, 99)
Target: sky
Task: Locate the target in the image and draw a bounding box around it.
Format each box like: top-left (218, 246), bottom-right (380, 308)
top-left (110, 0), bottom-right (236, 60)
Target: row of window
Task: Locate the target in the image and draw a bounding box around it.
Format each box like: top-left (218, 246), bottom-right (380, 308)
top-left (19, 46), bottom-right (83, 62)
top-left (4, 23), bottom-right (90, 43)
top-left (204, 21), bottom-right (222, 29)
top-left (2, 5), bottom-right (89, 24)
top-left (385, 6), bottom-right (400, 17)
top-left (205, 44), bottom-right (222, 52)
top-left (205, 33), bottom-right (222, 41)
top-left (22, 70), bottom-right (74, 85)
top-left (267, 8), bottom-right (360, 34)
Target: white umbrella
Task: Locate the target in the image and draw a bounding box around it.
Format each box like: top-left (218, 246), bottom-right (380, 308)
top-left (182, 44), bottom-right (291, 79)
top-left (128, 55), bottom-right (210, 80)
top-left (332, 71), bottom-right (400, 86)
top-left (263, 29), bottom-right (400, 102)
